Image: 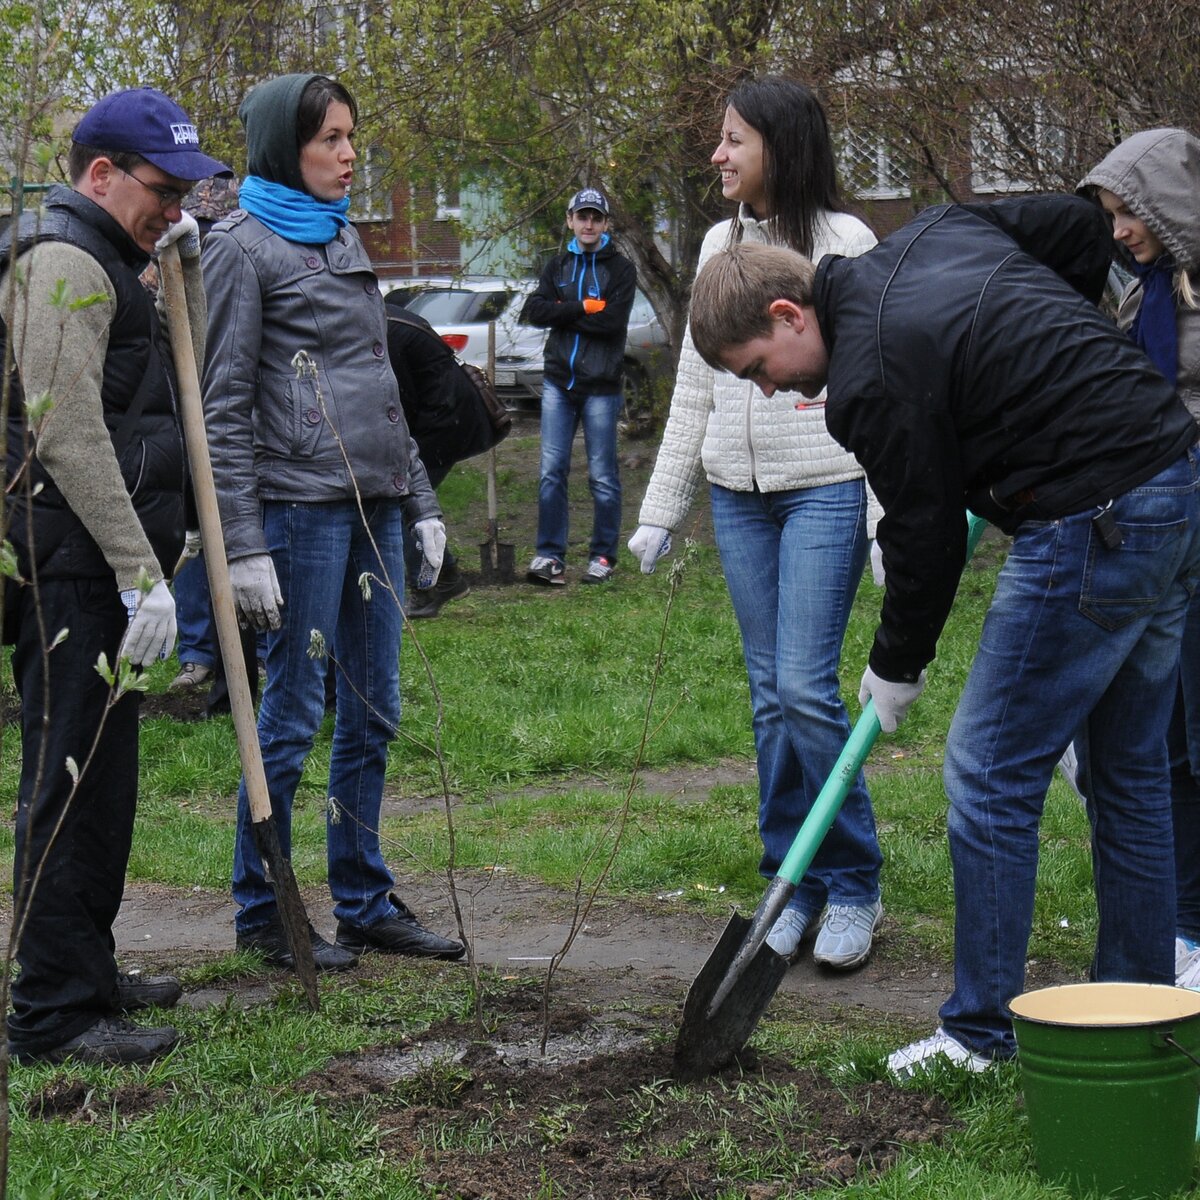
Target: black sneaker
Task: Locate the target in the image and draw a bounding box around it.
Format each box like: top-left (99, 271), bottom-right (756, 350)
top-left (527, 556), bottom-right (566, 586)
top-left (581, 555), bottom-right (615, 584)
top-left (336, 893), bottom-right (465, 960)
top-left (237, 918), bottom-right (359, 973)
top-left (13, 1017), bottom-right (179, 1066)
top-left (407, 570), bottom-right (470, 618)
top-left (114, 972), bottom-right (183, 1012)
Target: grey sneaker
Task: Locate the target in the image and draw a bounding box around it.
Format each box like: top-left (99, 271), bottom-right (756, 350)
top-left (887, 1027), bottom-right (992, 1079)
top-left (813, 900), bottom-right (882, 969)
top-left (169, 662), bottom-right (211, 689)
top-left (581, 555), bottom-right (615, 584)
top-left (527, 556), bottom-right (566, 586)
top-left (765, 907), bottom-right (815, 960)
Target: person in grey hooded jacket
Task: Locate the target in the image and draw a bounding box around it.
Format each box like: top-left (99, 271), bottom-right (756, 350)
top-left (1080, 128), bottom-right (1200, 984)
top-left (202, 73), bottom-right (463, 971)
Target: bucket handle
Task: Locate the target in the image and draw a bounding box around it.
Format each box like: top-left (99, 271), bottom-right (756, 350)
top-left (1161, 1033), bottom-right (1200, 1072)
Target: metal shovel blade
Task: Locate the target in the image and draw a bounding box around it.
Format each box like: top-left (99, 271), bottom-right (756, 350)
top-left (673, 913), bottom-right (789, 1081)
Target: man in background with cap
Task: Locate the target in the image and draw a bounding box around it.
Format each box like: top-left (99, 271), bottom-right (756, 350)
top-left (3, 87), bottom-right (229, 1065)
top-left (521, 186), bottom-right (636, 585)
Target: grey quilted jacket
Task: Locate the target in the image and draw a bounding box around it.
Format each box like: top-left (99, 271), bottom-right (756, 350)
top-left (201, 210), bottom-right (438, 561)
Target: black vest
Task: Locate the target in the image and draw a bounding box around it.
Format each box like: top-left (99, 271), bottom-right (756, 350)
top-left (3, 185), bottom-right (185, 582)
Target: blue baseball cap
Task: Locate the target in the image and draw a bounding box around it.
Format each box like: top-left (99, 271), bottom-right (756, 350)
top-left (73, 88), bottom-right (232, 182)
top-left (567, 187), bottom-right (610, 215)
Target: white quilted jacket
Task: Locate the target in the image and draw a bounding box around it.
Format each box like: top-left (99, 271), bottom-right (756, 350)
top-left (638, 207), bottom-right (881, 534)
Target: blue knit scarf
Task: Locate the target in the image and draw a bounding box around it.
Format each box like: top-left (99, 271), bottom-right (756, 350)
top-left (238, 175), bottom-right (350, 245)
top-left (1130, 259), bottom-right (1179, 388)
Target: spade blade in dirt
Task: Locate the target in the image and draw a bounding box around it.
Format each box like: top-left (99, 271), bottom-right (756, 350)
top-left (674, 913), bottom-right (788, 1081)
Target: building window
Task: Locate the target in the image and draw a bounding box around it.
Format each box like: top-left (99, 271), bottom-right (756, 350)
top-left (971, 103), bottom-right (1067, 193)
top-left (838, 128), bottom-right (910, 200)
top-left (349, 145), bottom-right (393, 223)
top-left (435, 186), bottom-right (461, 223)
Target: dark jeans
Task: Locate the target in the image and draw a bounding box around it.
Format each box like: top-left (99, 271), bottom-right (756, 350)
top-left (1169, 589), bottom-right (1200, 941)
top-left (8, 578), bottom-right (137, 1055)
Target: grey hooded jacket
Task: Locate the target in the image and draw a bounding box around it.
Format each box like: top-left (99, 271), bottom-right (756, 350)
top-left (1080, 127), bottom-right (1200, 421)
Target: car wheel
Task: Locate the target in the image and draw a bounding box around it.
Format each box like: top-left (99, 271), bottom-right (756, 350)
top-left (618, 361), bottom-right (654, 438)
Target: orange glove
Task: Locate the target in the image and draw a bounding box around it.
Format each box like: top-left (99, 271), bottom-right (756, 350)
top-left (583, 298), bottom-right (606, 314)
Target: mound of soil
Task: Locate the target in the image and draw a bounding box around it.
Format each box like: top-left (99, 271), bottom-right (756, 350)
top-left (298, 985), bottom-right (955, 1200)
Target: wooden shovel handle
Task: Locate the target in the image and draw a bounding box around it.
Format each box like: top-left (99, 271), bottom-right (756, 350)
top-left (157, 243), bottom-right (273, 825)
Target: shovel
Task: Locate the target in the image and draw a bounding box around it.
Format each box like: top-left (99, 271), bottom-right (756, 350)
top-left (673, 512), bottom-right (988, 1080)
top-left (478, 320), bottom-right (515, 583)
top-left (159, 242), bottom-right (320, 1010)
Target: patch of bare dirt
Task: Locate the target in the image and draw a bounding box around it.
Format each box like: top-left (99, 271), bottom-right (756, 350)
top-left (298, 983), bottom-right (956, 1200)
top-left (27, 1077), bottom-right (174, 1123)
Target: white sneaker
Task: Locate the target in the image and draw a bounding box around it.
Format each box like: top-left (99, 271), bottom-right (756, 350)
top-left (765, 907), bottom-right (814, 960)
top-left (1177, 937), bottom-right (1200, 989)
top-left (813, 900), bottom-right (883, 969)
top-left (887, 1027), bottom-right (993, 1080)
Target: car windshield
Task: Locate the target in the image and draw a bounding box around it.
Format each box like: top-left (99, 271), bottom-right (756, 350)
top-left (407, 288), bottom-right (512, 325)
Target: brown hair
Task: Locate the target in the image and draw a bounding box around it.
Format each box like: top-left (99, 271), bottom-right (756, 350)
top-left (689, 242), bottom-right (817, 368)
top-left (66, 145), bottom-right (148, 185)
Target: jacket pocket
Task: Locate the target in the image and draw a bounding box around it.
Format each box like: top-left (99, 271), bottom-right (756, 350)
top-left (256, 370), bottom-right (326, 459)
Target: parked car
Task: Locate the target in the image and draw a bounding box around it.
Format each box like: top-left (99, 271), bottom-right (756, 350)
top-left (402, 278), bottom-right (674, 435)
top-left (378, 275), bottom-right (458, 308)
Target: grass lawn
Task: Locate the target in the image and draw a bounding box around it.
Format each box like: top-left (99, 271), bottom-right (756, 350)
top-left (0, 443), bottom-right (1186, 1199)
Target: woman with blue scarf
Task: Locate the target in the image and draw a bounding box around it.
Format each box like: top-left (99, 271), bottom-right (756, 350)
top-left (201, 74), bottom-right (465, 971)
top-left (1080, 128), bottom-right (1200, 985)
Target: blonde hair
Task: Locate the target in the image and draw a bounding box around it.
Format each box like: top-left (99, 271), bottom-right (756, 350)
top-left (690, 243), bottom-right (817, 368)
top-left (1178, 269), bottom-right (1199, 311)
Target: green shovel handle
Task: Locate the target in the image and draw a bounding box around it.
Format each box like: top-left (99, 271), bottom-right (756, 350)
top-left (775, 511), bottom-right (988, 887)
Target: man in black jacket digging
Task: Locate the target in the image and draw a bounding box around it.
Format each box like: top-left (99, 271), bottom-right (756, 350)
top-left (686, 196), bottom-right (1200, 1077)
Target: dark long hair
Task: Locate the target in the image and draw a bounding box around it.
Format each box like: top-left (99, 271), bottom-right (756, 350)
top-left (724, 77), bottom-right (844, 258)
top-left (296, 76), bottom-right (358, 149)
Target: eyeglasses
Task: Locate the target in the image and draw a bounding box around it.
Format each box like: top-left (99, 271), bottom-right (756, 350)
top-left (117, 166), bottom-right (187, 210)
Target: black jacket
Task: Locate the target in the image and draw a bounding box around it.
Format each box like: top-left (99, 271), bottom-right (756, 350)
top-left (3, 185), bottom-right (186, 582)
top-left (521, 235), bottom-right (636, 393)
top-left (817, 196), bottom-right (1198, 682)
top-left (385, 308), bottom-right (494, 469)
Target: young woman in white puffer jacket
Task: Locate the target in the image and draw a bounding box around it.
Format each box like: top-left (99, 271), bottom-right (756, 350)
top-left (630, 77), bottom-right (884, 968)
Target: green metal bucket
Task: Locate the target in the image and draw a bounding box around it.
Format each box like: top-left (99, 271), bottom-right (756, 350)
top-left (1010, 983), bottom-right (1200, 1198)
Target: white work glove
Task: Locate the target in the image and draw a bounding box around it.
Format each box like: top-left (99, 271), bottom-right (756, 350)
top-left (413, 517), bottom-right (447, 588)
top-left (228, 553), bottom-right (284, 632)
top-left (859, 665), bottom-right (926, 733)
top-left (155, 211), bottom-right (201, 260)
top-left (181, 529), bottom-right (203, 562)
top-left (869, 539), bottom-right (885, 587)
top-left (628, 525), bottom-right (672, 574)
top-left (120, 580), bottom-right (177, 666)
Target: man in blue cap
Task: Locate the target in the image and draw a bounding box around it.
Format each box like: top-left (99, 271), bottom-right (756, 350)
top-left (3, 87), bottom-right (229, 1064)
top-left (521, 186), bottom-right (637, 585)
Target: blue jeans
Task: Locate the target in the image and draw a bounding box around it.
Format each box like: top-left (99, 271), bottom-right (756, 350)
top-left (175, 552), bottom-right (265, 669)
top-left (710, 481), bottom-right (881, 919)
top-left (232, 498), bottom-right (405, 933)
top-left (1169, 591), bottom-right (1200, 941)
top-left (536, 380), bottom-right (622, 563)
top-left (941, 450), bottom-right (1200, 1057)
top-left (175, 554), bottom-right (216, 669)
